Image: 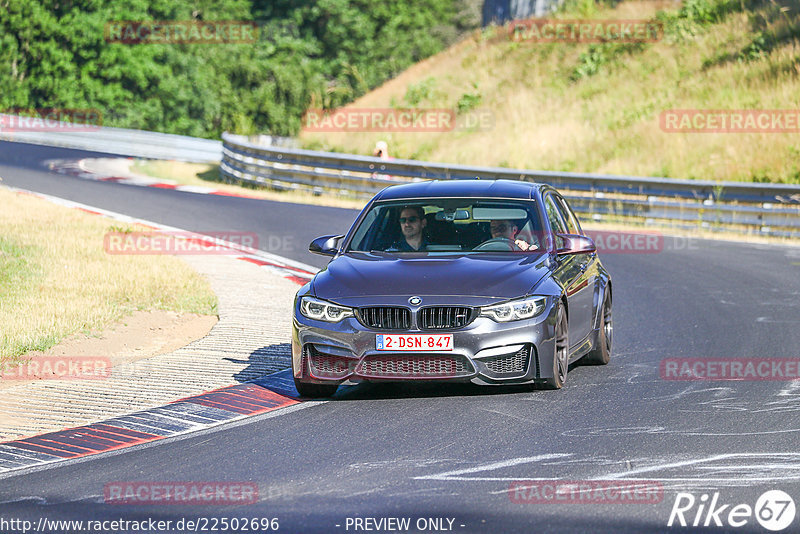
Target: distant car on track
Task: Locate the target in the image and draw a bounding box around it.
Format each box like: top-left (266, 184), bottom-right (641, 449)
top-left (292, 179), bottom-right (612, 397)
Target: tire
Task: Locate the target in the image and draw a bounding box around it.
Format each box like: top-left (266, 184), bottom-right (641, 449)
top-left (582, 290), bottom-right (612, 365)
top-left (294, 379), bottom-right (338, 398)
top-left (544, 305), bottom-right (569, 389)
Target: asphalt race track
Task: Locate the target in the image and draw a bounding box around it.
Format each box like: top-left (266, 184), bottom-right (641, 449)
top-left (2, 140), bottom-right (800, 533)
top-left (0, 142), bottom-right (355, 271)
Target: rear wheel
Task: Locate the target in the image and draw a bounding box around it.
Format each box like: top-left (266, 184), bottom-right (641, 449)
top-left (294, 379), bottom-right (338, 398)
top-left (544, 305), bottom-right (569, 389)
top-left (583, 290), bottom-right (612, 365)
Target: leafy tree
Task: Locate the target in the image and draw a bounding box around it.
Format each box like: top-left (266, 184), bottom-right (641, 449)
top-left (0, 0), bottom-right (478, 138)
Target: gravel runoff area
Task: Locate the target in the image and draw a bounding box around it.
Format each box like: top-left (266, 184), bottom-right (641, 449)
top-left (0, 254), bottom-right (299, 441)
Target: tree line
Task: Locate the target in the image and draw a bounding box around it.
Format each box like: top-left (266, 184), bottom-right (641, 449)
top-left (0, 0), bottom-right (480, 138)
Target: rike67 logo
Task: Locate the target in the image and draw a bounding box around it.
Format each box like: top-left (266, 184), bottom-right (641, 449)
top-left (668, 490), bottom-right (796, 531)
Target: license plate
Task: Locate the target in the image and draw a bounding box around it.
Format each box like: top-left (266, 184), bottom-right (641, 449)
top-left (376, 334), bottom-right (453, 351)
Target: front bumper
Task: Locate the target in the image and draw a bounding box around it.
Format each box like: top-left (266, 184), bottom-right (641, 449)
top-left (292, 299), bottom-right (558, 386)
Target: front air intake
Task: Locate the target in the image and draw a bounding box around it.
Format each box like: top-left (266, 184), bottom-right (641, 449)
top-left (418, 306), bottom-right (474, 330)
top-left (355, 354), bottom-right (474, 378)
top-left (356, 307), bottom-right (412, 330)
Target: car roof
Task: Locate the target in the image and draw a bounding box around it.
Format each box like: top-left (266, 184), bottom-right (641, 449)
top-left (372, 179), bottom-right (543, 201)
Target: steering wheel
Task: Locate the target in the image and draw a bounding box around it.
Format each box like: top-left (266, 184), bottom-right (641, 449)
top-left (473, 237), bottom-right (517, 251)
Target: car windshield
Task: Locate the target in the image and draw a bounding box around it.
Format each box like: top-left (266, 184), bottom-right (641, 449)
top-left (346, 198), bottom-right (544, 254)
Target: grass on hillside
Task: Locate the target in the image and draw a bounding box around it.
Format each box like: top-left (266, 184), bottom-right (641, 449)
top-left (0, 187), bottom-right (217, 366)
top-left (300, 0), bottom-right (800, 184)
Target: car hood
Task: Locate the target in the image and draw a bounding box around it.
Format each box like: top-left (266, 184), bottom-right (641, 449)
top-left (312, 252), bottom-right (551, 306)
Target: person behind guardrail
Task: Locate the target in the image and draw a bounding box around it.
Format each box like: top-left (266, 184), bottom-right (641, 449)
top-left (372, 140), bottom-right (395, 180)
top-left (373, 140), bottom-right (389, 159)
top-left (387, 206), bottom-right (429, 251)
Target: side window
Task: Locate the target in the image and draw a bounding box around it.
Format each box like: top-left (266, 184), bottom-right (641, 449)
top-left (349, 207), bottom-right (392, 251)
top-left (349, 208), bottom-right (379, 251)
top-left (544, 195), bottom-right (567, 233)
top-left (555, 195), bottom-right (582, 235)
top-left (544, 195), bottom-right (569, 250)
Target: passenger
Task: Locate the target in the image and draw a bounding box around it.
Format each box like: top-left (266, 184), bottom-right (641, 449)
top-left (489, 219), bottom-right (535, 251)
top-left (388, 206), bottom-right (429, 251)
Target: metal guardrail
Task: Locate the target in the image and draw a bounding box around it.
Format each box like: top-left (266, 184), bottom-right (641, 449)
top-left (4, 117), bottom-right (797, 238)
top-left (0, 114), bottom-right (221, 163)
top-left (221, 132), bottom-right (800, 238)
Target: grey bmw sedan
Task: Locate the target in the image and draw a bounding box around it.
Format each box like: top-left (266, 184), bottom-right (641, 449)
top-left (292, 179), bottom-right (612, 397)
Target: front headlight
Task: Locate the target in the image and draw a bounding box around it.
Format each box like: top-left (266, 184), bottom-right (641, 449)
top-left (480, 296), bottom-right (547, 322)
top-left (300, 296), bottom-right (353, 322)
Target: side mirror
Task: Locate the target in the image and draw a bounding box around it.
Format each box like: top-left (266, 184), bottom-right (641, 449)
top-left (555, 234), bottom-right (596, 255)
top-left (309, 234), bottom-right (344, 256)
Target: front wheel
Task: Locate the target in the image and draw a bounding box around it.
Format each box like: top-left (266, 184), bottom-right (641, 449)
top-left (543, 305), bottom-right (569, 389)
top-left (294, 379), bottom-right (338, 398)
top-left (582, 290), bottom-right (612, 365)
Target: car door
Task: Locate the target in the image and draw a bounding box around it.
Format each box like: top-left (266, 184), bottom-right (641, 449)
top-left (544, 193), bottom-right (594, 348)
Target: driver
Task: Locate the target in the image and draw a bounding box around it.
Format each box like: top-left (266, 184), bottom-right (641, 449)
top-left (489, 219), bottom-right (535, 251)
top-left (388, 206), bottom-right (429, 251)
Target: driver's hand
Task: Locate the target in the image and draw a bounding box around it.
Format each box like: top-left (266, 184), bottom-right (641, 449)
top-left (515, 239), bottom-right (533, 251)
